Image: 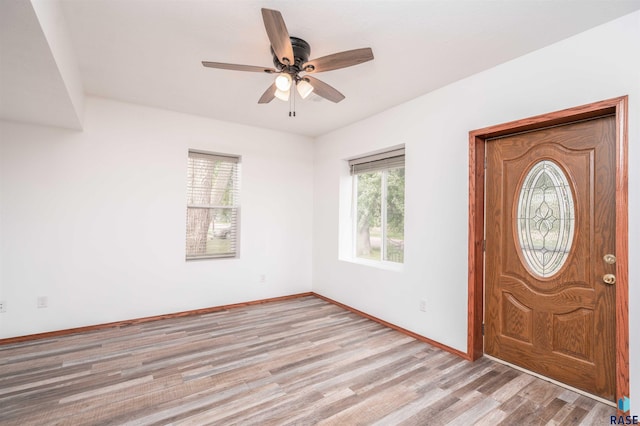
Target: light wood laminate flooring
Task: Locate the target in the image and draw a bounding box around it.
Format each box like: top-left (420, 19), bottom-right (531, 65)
top-left (0, 296), bottom-right (616, 425)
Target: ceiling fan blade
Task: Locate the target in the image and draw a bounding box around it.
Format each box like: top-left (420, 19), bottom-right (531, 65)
top-left (258, 83), bottom-right (277, 104)
top-left (302, 48), bottom-right (374, 73)
top-left (261, 8), bottom-right (294, 65)
top-left (303, 76), bottom-right (345, 103)
top-left (202, 61), bottom-right (276, 73)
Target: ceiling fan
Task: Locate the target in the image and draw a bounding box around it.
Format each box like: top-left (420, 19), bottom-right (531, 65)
top-left (202, 8), bottom-right (374, 105)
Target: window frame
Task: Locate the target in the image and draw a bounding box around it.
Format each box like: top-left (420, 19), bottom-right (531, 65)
top-left (185, 150), bottom-right (241, 261)
top-left (350, 148), bottom-right (405, 265)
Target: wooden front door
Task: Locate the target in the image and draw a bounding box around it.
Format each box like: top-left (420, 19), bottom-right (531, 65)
top-left (485, 116), bottom-right (616, 400)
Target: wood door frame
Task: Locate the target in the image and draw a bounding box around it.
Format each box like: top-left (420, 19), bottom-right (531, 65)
top-left (467, 96), bottom-right (629, 403)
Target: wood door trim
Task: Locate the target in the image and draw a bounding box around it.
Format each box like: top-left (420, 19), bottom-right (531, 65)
top-left (467, 96), bottom-right (629, 404)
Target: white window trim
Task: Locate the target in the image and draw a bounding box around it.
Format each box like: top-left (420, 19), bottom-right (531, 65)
top-left (341, 256), bottom-right (404, 272)
top-left (185, 150), bottom-right (241, 261)
top-left (351, 169), bottom-right (404, 268)
top-left (345, 147), bottom-right (405, 269)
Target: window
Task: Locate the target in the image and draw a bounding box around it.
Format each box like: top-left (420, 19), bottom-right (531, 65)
top-left (516, 160), bottom-right (575, 278)
top-left (350, 148), bottom-right (405, 263)
top-left (185, 151), bottom-right (240, 259)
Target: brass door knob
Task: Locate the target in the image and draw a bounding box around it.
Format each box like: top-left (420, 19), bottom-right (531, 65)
top-left (603, 274), bottom-right (616, 285)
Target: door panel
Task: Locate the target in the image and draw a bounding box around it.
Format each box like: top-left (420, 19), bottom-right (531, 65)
top-left (485, 116), bottom-right (616, 400)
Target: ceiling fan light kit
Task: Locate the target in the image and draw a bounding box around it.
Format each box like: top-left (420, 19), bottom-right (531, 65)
top-left (202, 8), bottom-right (374, 114)
top-left (296, 79), bottom-right (314, 99)
top-left (275, 73), bottom-right (292, 91)
top-left (274, 88), bottom-right (290, 102)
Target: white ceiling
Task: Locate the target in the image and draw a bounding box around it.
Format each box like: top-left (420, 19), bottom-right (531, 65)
top-left (3, 1), bottom-right (640, 137)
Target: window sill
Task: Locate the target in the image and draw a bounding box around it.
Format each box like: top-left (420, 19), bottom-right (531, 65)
top-left (340, 257), bottom-right (404, 272)
top-left (186, 255), bottom-right (238, 261)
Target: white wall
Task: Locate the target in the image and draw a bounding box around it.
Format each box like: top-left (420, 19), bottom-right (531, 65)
top-left (0, 96), bottom-right (314, 338)
top-left (0, 7), bottom-right (638, 410)
top-left (0, 0), bottom-right (83, 130)
top-left (31, 0), bottom-right (84, 127)
top-left (313, 11), bottom-right (639, 403)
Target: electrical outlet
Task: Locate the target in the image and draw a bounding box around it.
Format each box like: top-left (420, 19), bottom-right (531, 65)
top-left (260, 274), bottom-right (266, 283)
top-left (419, 299), bottom-right (427, 312)
top-left (37, 296), bottom-right (48, 309)
top-left (0, 300), bottom-right (6, 313)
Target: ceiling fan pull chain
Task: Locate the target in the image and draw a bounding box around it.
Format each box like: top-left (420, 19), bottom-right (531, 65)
top-left (287, 85), bottom-right (296, 117)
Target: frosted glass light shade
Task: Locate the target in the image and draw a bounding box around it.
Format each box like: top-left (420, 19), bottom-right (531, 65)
top-left (275, 73), bottom-right (292, 91)
top-left (274, 88), bottom-right (290, 101)
top-left (296, 79), bottom-right (314, 99)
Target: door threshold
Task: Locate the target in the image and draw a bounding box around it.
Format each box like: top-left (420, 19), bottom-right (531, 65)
top-left (483, 354), bottom-right (616, 407)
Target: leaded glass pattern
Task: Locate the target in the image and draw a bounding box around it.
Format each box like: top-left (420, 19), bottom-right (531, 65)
top-left (516, 160), bottom-right (575, 278)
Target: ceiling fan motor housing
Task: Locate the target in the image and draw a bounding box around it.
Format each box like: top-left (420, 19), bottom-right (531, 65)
top-left (272, 37), bottom-right (311, 74)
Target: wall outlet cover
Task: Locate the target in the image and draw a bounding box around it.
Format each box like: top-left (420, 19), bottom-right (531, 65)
top-left (37, 296), bottom-right (48, 308)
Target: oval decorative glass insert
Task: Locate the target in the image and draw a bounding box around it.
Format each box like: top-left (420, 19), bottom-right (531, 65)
top-left (516, 160), bottom-right (575, 278)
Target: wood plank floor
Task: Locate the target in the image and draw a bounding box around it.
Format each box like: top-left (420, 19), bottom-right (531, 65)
top-left (0, 296), bottom-right (615, 425)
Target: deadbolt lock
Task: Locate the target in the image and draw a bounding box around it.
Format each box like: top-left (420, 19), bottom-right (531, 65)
top-left (603, 254), bottom-right (617, 264)
top-left (602, 274), bottom-right (616, 285)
